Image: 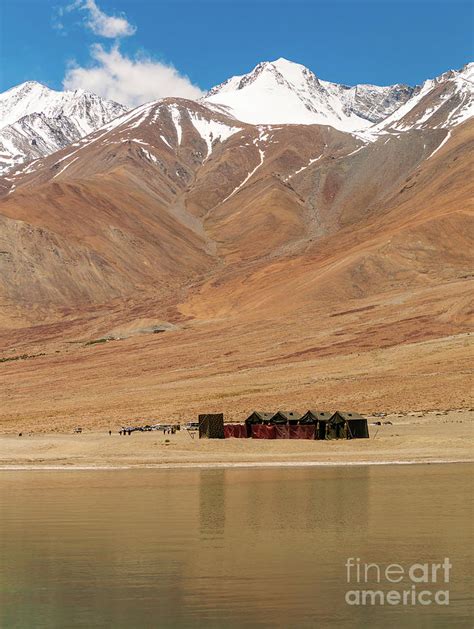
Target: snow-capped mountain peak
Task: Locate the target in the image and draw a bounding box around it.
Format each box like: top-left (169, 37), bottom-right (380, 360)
top-left (1, 60), bottom-right (472, 177)
top-left (0, 81), bottom-right (126, 131)
top-left (205, 58), bottom-right (311, 96)
top-left (203, 58), bottom-right (415, 132)
top-left (203, 58), bottom-right (473, 137)
top-left (0, 81), bottom-right (127, 175)
top-left (0, 81), bottom-right (57, 129)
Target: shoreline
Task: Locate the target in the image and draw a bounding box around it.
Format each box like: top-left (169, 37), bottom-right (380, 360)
top-left (1, 409), bottom-right (472, 470)
top-left (1, 458), bottom-right (473, 471)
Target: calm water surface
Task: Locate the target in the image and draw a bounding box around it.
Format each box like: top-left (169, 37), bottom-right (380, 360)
top-left (0, 464), bottom-right (472, 628)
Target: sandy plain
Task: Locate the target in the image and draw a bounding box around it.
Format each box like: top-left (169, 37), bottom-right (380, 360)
top-left (0, 409), bottom-right (472, 468)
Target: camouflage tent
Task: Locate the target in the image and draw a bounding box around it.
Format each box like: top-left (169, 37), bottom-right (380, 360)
top-left (299, 410), bottom-right (333, 439)
top-left (245, 411), bottom-right (274, 437)
top-left (327, 411), bottom-right (369, 440)
top-left (199, 413), bottom-right (225, 439)
top-left (245, 411), bottom-right (274, 425)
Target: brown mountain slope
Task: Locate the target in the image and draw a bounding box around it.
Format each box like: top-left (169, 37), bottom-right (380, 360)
top-left (184, 121), bottom-right (473, 320)
top-left (0, 102), bottom-right (364, 320)
top-left (0, 103), bottom-right (472, 428)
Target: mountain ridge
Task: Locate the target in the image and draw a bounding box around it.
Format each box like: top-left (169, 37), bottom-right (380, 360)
top-left (0, 61), bottom-right (472, 425)
top-left (0, 81), bottom-right (127, 175)
top-left (204, 57), bottom-right (415, 130)
top-left (203, 57), bottom-right (473, 132)
top-left (1, 58), bottom-right (472, 176)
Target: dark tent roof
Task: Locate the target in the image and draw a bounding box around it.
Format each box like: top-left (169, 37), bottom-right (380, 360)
top-left (271, 411), bottom-right (302, 422)
top-left (302, 410), bottom-right (332, 422)
top-left (245, 411), bottom-right (274, 422)
top-left (332, 411), bottom-right (366, 421)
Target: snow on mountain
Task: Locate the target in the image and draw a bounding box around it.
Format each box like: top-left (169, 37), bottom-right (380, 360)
top-left (0, 113), bottom-right (82, 175)
top-left (188, 111), bottom-right (241, 157)
top-left (0, 81), bottom-right (126, 175)
top-left (0, 81), bottom-right (126, 132)
top-left (367, 62), bottom-right (474, 135)
top-left (203, 58), bottom-right (414, 132)
top-left (203, 58), bottom-right (473, 139)
top-left (89, 97), bottom-right (243, 156)
top-left (1, 60), bottom-right (472, 176)
top-left (13, 97), bottom-right (245, 186)
top-left (319, 80), bottom-right (414, 124)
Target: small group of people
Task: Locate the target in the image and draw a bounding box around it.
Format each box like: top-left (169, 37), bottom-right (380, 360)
top-left (112, 425), bottom-right (178, 435)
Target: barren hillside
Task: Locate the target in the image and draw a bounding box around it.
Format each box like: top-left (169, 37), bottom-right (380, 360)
top-left (0, 63), bottom-right (472, 430)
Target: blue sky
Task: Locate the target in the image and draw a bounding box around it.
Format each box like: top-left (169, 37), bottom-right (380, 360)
top-left (1, 0), bottom-right (472, 105)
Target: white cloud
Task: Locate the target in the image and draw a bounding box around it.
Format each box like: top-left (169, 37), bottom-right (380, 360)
top-left (63, 44), bottom-right (204, 107)
top-left (59, 1), bottom-right (202, 107)
top-left (68, 0), bottom-right (136, 38)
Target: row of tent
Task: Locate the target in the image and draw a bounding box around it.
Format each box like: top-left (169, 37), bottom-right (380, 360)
top-left (199, 410), bottom-right (369, 440)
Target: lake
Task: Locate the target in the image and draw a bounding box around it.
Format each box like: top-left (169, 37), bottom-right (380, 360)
top-left (0, 464), bottom-right (472, 628)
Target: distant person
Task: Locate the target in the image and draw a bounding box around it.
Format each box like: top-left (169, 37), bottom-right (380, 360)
top-left (109, 430), bottom-right (112, 436)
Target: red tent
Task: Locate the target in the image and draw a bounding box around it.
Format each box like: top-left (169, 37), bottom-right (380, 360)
top-left (251, 424), bottom-right (276, 439)
top-left (289, 425), bottom-right (315, 439)
top-left (274, 425), bottom-right (290, 439)
top-left (273, 425), bottom-right (316, 439)
top-left (224, 424), bottom-right (248, 438)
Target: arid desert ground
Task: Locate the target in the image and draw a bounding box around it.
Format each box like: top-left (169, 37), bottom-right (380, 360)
top-left (1, 68), bottom-right (472, 465)
top-left (0, 410), bottom-right (472, 468)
